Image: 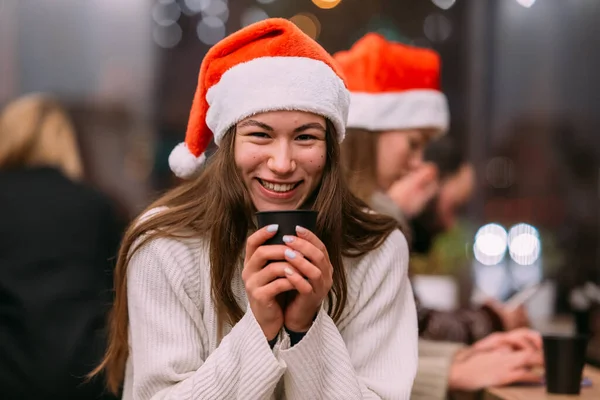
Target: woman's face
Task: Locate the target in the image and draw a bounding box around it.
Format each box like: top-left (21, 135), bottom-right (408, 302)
top-left (376, 128), bottom-right (434, 191)
top-left (234, 110), bottom-right (327, 212)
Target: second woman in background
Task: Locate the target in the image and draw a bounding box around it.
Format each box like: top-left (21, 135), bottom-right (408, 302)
top-left (335, 34), bottom-right (540, 399)
top-left (335, 33), bottom-right (527, 344)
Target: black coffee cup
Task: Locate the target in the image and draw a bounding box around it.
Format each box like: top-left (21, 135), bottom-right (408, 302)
top-left (542, 334), bottom-right (589, 395)
top-left (255, 210), bottom-right (318, 245)
top-left (574, 310), bottom-right (591, 336)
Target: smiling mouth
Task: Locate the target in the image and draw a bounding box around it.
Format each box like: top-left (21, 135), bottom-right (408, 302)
top-left (257, 178), bottom-right (302, 193)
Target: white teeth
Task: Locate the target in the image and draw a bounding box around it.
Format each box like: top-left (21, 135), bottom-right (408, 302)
top-left (260, 180), bottom-right (296, 192)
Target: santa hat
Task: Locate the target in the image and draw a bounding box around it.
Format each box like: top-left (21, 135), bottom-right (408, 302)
top-left (169, 18), bottom-right (350, 179)
top-left (333, 33), bottom-right (449, 136)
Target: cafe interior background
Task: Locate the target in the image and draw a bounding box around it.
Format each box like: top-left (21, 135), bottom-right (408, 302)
top-left (1, 0), bottom-right (599, 364)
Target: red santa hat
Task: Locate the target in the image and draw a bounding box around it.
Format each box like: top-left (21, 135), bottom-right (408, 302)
top-left (333, 33), bottom-right (449, 136)
top-left (169, 18), bottom-right (350, 179)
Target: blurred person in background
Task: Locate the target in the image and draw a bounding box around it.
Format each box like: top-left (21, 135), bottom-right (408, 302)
top-left (336, 34), bottom-right (442, 242)
top-left (410, 136), bottom-right (476, 255)
top-left (0, 93), bottom-right (121, 399)
top-left (336, 35), bottom-right (539, 398)
top-left (410, 136), bottom-right (528, 343)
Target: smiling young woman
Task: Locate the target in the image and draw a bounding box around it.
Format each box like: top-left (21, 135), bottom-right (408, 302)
top-left (90, 19), bottom-right (418, 399)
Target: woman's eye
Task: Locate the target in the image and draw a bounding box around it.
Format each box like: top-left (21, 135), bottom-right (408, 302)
top-left (296, 134), bottom-right (316, 141)
top-left (250, 132), bottom-right (270, 138)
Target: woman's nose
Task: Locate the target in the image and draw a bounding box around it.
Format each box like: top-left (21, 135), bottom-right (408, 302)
top-left (408, 150), bottom-right (425, 170)
top-left (267, 146), bottom-right (296, 175)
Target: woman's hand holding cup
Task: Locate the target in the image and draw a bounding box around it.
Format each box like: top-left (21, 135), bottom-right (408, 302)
top-left (281, 226), bottom-right (333, 333)
top-left (242, 224), bottom-right (299, 341)
top-left (248, 210), bottom-right (327, 338)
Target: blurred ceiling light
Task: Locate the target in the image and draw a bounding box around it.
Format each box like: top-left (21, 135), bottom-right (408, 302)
top-left (202, 0), bottom-right (229, 23)
top-left (431, 0), bottom-right (455, 10)
top-left (473, 223), bottom-right (508, 266)
top-left (289, 12), bottom-right (321, 40)
top-left (311, 0), bottom-right (342, 10)
top-left (153, 23), bottom-right (183, 48)
top-left (423, 13), bottom-right (452, 42)
top-left (152, 1), bottom-right (181, 26)
top-left (241, 6), bottom-right (269, 27)
top-left (508, 223), bottom-right (541, 265)
top-left (257, 0), bottom-right (277, 4)
top-left (197, 16), bottom-right (226, 45)
top-left (516, 0), bottom-right (536, 7)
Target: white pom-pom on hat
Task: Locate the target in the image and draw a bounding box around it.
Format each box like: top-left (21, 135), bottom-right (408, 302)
top-left (168, 142), bottom-right (206, 179)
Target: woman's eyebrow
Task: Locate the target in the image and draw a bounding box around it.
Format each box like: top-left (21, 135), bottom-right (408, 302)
top-left (294, 123), bottom-right (326, 133)
top-left (237, 120), bottom-right (274, 131)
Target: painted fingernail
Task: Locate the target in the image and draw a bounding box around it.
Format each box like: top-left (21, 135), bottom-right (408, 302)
top-left (285, 249), bottom-right (296, 259)
top-left (266, 224), bottom-right (279, 232)
top-left (284, 267), bottom-right (294, 276)
top-left (296, 226), bottom-right (307, 235)
top-left (282, 235), bottom-right (294, 243)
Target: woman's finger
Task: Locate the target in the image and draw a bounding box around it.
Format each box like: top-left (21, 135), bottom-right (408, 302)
top-left (248, 261), bottom-right (297, 288)
top-left (502, 368), bottom-right (543, 386)
top-left (244, 224), bottom-right (279, 263)
top-left (294, 226), bottom-right (329, 258)
top-left (282, 264), bottom-right (314, 295)
top-left (244, 244), bottom-right (289, 274)
top-left (508, 350), bottom-right (544, 369)
top-left (253, 278), bottom-right (295, 302)
top-left (282, 235), bottom-right (326, 269)
top-left (510, 328), bottom-right (542, 350)
top-left (284, 249), bottom-right (327, 293)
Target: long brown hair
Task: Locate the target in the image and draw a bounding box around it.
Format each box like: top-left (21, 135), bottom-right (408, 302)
top-left (340, 127), bottom-right (381, 203)
top-left (91, 120), bottom-right (398, 394)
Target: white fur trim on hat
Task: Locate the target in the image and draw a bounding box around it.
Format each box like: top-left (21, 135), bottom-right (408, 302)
top-left (206, 56), bottom-right (349, 143)
top-left (168, 142), bottom-right (206, 179)
top-left (347, 89), bottom-right (449, 135)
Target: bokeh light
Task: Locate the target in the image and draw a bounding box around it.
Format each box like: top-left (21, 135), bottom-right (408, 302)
top-left (197, 16), bottom-right (226, 45)
top-left (473, 223), bottom-right (508, 266)
top-left (311, 0), bottom-right (342, 10)
top-left (423, 13), bottom-right (452, 43)
top-left (152, 1), bottom-right (181, 27)
top-left (153, 23), bottom-right (183, 48)
top-left (508, 223), bottom-right (541, 265)
top-left (431, 0), bottom-right (455, 10)
top-left (289, 12), bottom-right (321, 40)
top-left (202, 0), bottom-right (229, 23)
top-left (516, 0), bottom-right (536, 8)
top-left (183, 0), bottom-right (209, 14)
top-left (240, 6), bottom-right (269, 27)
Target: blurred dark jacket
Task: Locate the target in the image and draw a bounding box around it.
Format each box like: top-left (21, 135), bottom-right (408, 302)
top-left (0, 167), bottom-right (121, 399)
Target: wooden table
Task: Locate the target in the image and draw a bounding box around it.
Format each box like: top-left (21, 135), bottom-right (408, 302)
top-left (484, 365), bottom-right (600, 400)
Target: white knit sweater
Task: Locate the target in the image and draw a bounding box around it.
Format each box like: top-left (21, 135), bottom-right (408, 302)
top-left (122, 223), bottom-right (417, 400)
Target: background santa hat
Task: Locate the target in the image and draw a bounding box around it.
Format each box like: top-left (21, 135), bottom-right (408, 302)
top-left (168, 18), bottom-right (350, 179)
top-left (333, 33), bottom-right (449, 136)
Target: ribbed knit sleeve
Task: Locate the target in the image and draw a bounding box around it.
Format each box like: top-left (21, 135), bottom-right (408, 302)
top-left (411, 340), bottom-right (464, 400)
top-left (126, 238), bottom-right (285, 400)
top-left (278, 229), bottom-right (418, 399)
